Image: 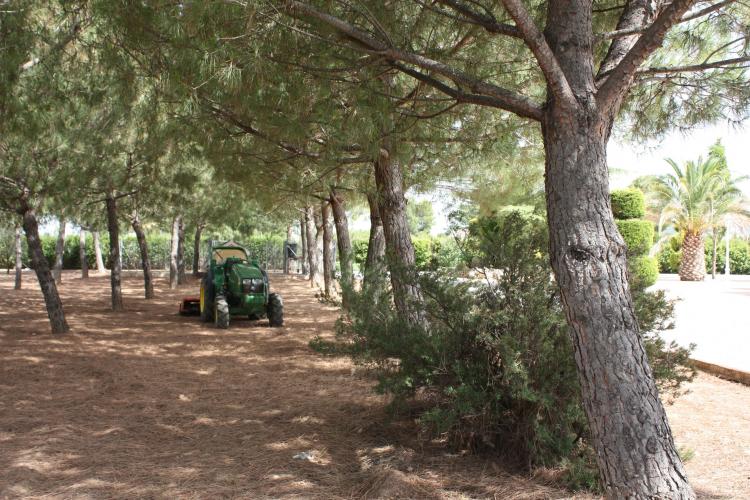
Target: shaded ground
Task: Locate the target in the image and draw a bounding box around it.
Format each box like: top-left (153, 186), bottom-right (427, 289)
top-left (0, 271), bottom-right (747, 498)
top-left (653, 274), bottom-right (750, 373)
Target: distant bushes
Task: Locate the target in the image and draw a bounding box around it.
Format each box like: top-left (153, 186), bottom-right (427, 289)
top-left (656, 234), bottom-right (750, 275)
top-left (351, 233), bottom-right (463, 272)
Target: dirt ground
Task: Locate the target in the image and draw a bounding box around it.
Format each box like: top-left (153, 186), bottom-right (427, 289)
top-left (0, 271), bottom-right (748, 499)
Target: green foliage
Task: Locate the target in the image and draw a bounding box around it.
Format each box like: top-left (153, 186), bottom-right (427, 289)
top-left (629, 256), bottom-right (659, 290)
top-left (321, 210), bottom-right (693, 477)
top-left (704, 237), bottom-right (750, 274)
top-left (0, 225), bottom-right (23, 271)
top-left (615, 219), bottom-right (654, 256)
top-left (352, 238), bottom-right (369, 268)
top-left (611, 189), bottom-right (646, 219)
top-left (411, 235), bottom-right (432, 270)
top-left (407, 200), bottom-right (435, 235)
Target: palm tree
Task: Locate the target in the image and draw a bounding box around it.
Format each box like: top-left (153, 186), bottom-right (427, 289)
top-left (653, 156), bottom-right (748, 281)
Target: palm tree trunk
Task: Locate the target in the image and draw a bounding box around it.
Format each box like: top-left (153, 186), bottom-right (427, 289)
top-left (679, 230), bottom-right (706, 281)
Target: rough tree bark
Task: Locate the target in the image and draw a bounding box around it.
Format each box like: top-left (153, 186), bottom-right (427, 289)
top-left (193, 223), bottom-right (205, 276)
top-left (14, 225), bottom-right (23, 290)
top-left (52, 216), bottom-right (66, 284)
top-left (79, 229), bottom-right (88, 279)
top-left (321, 201), bottom-right (334, 298)
top-left (373, 151), bottom-right (424, 325)
top-left (106, 193), bottom-right (124, 311)
top-left (169, 215), bottom-right (180, 289)
top-left (304, 207), bottom-right (319, 288)
top-left (299, 216), bottom-right (308, 275)
top-left (177, 216), bottom-right (186, 285)
top-left (330, 187), bottom-right (353, 308)
top-left (131, 212), bottom-right (155, 299)
top-left (20, 205), bottom-right (69, 333)
top-left (540, 4), bottom-right (694, 496)
top-left (93, 231), bottom-right (105, 273)
top-left (365, 192), bottom-right (386, 277)
top-left (679, 230), bottom-right (705, 281)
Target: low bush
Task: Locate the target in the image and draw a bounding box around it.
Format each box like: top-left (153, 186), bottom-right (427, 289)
top-left (629, 255), bottom-right (659, 289)
top-left (615, 219), bottom-right (654, 256)
top-left (610, 188), bottom-right (645, 219)
top-left (320, 209), bottom-right (694, 487)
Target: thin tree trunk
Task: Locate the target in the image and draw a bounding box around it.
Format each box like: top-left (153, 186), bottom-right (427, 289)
top-left (131, 213), bottom-right (154, 299)
top-left (679, 230), bottom-right (705, 281)
top-left (299, 216), bottom-right (308, 275)
top-left (93, 231), bottom-right (105, 273)
top-left (330, 188), bottom-right (353, 308)
top-left (725, 230), bottom-right (731, 275)
top-left (19, 205), bottom-right (69, 333)
top-left (321, 201), bottom-right (334, 298)
top-left (53, 216), bottom-right (66, 284)
top-left (106, 193), bottom-right (124, 311)
top-left (170, 215), bottom-right (179, 289)
top-left (373, 151), bottom-right (424, 325)
top-left (542, 97), bottom-right (692, 496)
top-left (193, 223), bottom-right (204, 276)
top-left (14, 225), bottom-right (23, 290)
top-left (177, 215), bottom-right (186, 285)
top-left (284, 224), bottom-right (292, 274)
top-left (711, 228), bottom-right (717, 279)
top-left (79, 229), bottom-right (88, 279)
top-left (304, 207), bottom-right (319, 287)
top-left (365, 192), bottom-right (386, 277)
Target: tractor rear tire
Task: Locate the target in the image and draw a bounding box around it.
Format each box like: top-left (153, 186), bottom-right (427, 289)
top-left (268, 293), bottom-right (284, 327)
top-left (200, 276), bottom-right (214, 323)
top-left (214, 295), bottom-right (230, 329)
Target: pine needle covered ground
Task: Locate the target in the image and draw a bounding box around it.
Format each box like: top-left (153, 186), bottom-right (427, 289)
top-left (0, 272), bottom-right (746, 498)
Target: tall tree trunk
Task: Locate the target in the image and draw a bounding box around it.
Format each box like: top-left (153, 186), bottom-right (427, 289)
top-left (299, 216), bottom-right (308, 275)
top-left (711, 228), bottom-right (717, 279)
top-left (131, 213), bottom-right (154, 299)
top-left (93, 230), bottom-right (105, 273)
top-left (79, 229), bottom-right (88, 279)
top-left (679, 230), bottom-right (705, 282)
top-left (14, 225), bottom-right (23, 290)
top-left (169, 215), bottom-right (180, 289)
top-left (193, 223), bottom-right (204, 276)
top-left (304, 207), bottom-right (319, 288)
top-left (373, 151), bottom-right (424, 325)
top-left (541, 35), bottom-right (692, 494)
top-left (365, 191), bottom-right (386, 277)
top-left (20, 206), bottom-right (69, 333)
top-left (53, 217), bottom-right (66, 284)
top-left (106, 193), bottom-right (124, 311)
top-left (177, 216), bottom-right (186, 284)
top-left (330, 188), bottom-right (353, 308)
top-left (321, 201), bottom-right (334, 298)
top-left (284, 224), bottom-right (293, 274)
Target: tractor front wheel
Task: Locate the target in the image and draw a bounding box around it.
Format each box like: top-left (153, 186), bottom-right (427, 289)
top-left (214, 295), bottom-right (230, 329)
top-left (268, 293), bottom-right (284, 327)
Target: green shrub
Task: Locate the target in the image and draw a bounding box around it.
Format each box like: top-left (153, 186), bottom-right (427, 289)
top-left (658, 245), bottom-right (681, 273)
top-left (320, 209), bottom-right (694, 481)
top-left (411, 235), bottom-right (432, 270)
top-left (615, 219), bottom-right (654, 256)
top-left (352, 238), bottom-right (369, 268)
top-left (629, 255), bottom-right (659, 290)
top-left (611, 188), bottom-right (645, 219)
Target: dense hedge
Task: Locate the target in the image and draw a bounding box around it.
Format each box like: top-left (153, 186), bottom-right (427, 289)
top-left (629, 256), bottom-right (659, 289)
top-left (611, 188), bottom-right (645, 219)
top-left (351, 234), bottom-right (463, 272)
top-left (615, 219), bottom-right (654, 256)
top-left (32, 232), bottom-right (285, 271)
top-left (656, 235), bottom-right (750, 275)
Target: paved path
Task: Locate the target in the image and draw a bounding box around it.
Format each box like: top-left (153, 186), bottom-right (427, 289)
top-left (651, 274), bottom-right (750, 373)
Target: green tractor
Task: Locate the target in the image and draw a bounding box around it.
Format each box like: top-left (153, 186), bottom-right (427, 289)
top-left (198, 243), bottom-right (283, 328)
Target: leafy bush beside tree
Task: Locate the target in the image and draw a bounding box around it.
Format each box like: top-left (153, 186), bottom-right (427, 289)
top-left (611, 188), bottom-right (646, 219)
top-left (318, 209), bottom-right (694, 488)
top-left (611, 189), bottom-right (658, 288)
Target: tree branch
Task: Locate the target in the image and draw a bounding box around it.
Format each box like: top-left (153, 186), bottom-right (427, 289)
top-left (284, 0), bottom-right (542, 120)
top-left (637, 55), bottom-right (750, 75)
top-left (597, 0), bottom-right (738, 40)
top-left (597, 0), bottom-right (698, 113)
top-left (499, 0), bottom-right (576, 109)
top-left (431, 0), bottom-right (521, 38)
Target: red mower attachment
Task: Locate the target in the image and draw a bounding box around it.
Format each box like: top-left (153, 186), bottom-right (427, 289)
top-left (179, 296), bottom-right (201, 316)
